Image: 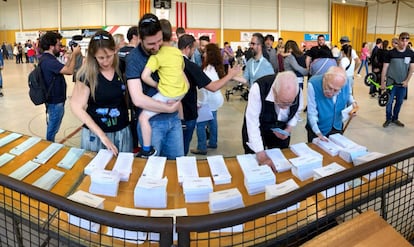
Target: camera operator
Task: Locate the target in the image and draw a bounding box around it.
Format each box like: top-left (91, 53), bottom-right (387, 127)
top-left (69, 36), bottom-right (84, 82)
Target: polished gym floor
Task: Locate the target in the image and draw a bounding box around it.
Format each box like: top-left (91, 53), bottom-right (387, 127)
top-left (0, 58), bottom-right (413, 158)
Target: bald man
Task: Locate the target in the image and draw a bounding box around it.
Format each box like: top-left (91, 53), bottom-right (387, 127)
top-left (306, 66), bottom-right (357, 142)
top-left (242, 71), bottom-right (304, 172)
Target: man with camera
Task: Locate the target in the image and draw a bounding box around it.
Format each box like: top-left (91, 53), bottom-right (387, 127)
top-left (39, 31), bottom-right (81, 142)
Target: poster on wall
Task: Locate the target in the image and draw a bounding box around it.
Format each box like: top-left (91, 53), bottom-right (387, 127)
top-left (172, 29), bottom-right (217, 43)
top-left (15, 31), bottom-right (40, 44)
top-left (303, 33), bottom-right (331, 50)
top-left (155, 8), bottom-right (170, 20)
top-left (240, 32), bottom-right (278, 42)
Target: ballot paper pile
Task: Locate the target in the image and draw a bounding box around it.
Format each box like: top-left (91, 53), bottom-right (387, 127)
top-left (207, 155), bottom-right (232, 185)
top-left (328, 134), bottom-right (368, 163)
top-left (84, 149), bottom-right (113, 175)
top-left (111, 152), bottom-right (134, 181)
top-left (265, 148), bottom-right (292, 172)
top-left (290, 142), bottom-right (323, 159)
top-left (106, 206), bottom-right (148, 244)
top-left (134, 156), bottom-right (168, 208)
top-left (289, 155), bottom-right (323, 181)
top-left (353, 152), bottom-right (386, 179)
top-left (182, 177), bottom-right (213, 203)
top-left (265, 179), bottom-right (300, 213)
top-left (236, 154), bottom-right (276, 195)
top-left (176, 156), bottom-right (199, 184)
top-left (209, 188), bottom-right (244, 213)
top-left (313, 162), bottom-right (348, 198)
top-left (312, 138), bottom-right (343, 156)
top-left (67, 190), bottom-right (105, 233)
top-left (89, 170), bottom-right (121, 197)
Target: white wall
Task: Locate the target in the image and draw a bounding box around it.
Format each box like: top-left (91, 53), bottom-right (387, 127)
top-left (0, 0), bottom-right (412, 35)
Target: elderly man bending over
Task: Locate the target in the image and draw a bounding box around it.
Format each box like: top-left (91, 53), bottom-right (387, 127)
top-left (306, 66), bottom-right (357, 142)
top-left (242, 71), bottom-right (304, 172)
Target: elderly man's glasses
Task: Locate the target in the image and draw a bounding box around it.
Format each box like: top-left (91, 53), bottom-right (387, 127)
top-left (275, 96), bottom-right (298, 108)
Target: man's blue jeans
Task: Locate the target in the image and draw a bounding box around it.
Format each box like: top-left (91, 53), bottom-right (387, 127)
top-left (137, 112), bottom-right (184, 159)
top-left (182, 119), bottom-right (197, 155)
top-left (386, 86), bottom-right (406, 121)
top-left (196, 111), bottom-right (218, 151)
top-left (46, 103), bottom-right (65, 142)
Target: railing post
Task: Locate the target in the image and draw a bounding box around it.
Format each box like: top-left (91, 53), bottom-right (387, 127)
top-left (159, 231), bottom-right (174, 247)
top-left (178, 231), bottom-right (190, 247)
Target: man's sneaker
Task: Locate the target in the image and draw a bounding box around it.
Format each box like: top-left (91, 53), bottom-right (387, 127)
top-left (0, 92), bottom-right (3, 97)
top-left (393, 120), bottom-right (405, 127)
top-left (383, 120), bottom-right (391, 128)
top-left (136, 147), bottom-right (157, 158)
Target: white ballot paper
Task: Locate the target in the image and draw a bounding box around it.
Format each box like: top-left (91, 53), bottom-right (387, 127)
top-left (84, 149), bottom-right (113, 175)
top-left (328, 133), bottom-right (359, 148)
top-left (207, 155), bottom-right (232, 185)
top-left (0, 132), bottom-right (23, 147)
top-left (9, 160), bottom-right (40, 180)
top-left (176, 156), bottom-right (199, 184)
top-left (290, 142), bottom-right (323, 159)
top-left (89, 170), bottom-right (121, 197)
top-left (0, 129), bottom-right (4, 133)
top-left (265, 148), bottom-right (292, 172)
top-left (0, 153), bottom-right (15, 167)
top-left (9, 136), bottom-right (41, 155)
top-left (67, 190), bottom-right (105, 233)
top-left (313, 162), bottom-right (348, 198)
top-left (57, 147), bottom-right (85, 170)
top-left (353, 152), bottom-right (386, 180)
top-left (149, 208), bottom-right (188, 242)
top-left (341, 104), bottom-right (354, 123)
top-left (112, 152), bottom-right (134, 181)
top-left (312, 137), bottom-right (343, 156)
top-left (106, 206), bottom-right (148, 244)
top-left (289, 155), bottom-right (323, 181)
top-left (196, 104), bottom-right (214, 123)
top-left (32, 143), bottom-right (64, 164)
top-left (141, 156), bottom-right (166, 179)
top-left (134, 177), bottom-right (168, 208)
top-left (339, 145), bottom-right (368, 163)
top-left (183, 177), bottom-right (213, 203)
top-left (209, 188), bottom-right (244, 213)
top-left (236, 154), bottom-right (276, 195)
top-left (265, 179), bottom-right (300, 214)
top-left (32, 168), bottom-right (65, 191)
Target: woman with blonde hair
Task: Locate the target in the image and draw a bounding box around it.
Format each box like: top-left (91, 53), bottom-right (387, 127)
top-left (71, 30), bottom-right (132, 155)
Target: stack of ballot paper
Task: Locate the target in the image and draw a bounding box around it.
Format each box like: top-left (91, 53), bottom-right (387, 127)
top-left (236, 154), bottom-right (276, 195)
top-left (141, 156), bottom-right (166, 179)
top-left (149, 208), bottom-right (188, 242)
top-left (106, 206), bottom-right (148, 244)
top-left (32, 142), bottom-right (64, 164)
top-left (0, 132), bottom-right (22, 147)
top-left (0, 153), bottom-right (16, 167)
top-left (89, 170), bottom-right (121, 197)
top-left (134, 177), bottom-right (168, 208)
top-left (207, 155), bottom-right (232, 185)
top-left (265, 179), bottom-right (300, 213)
top-left (9, 136), bottom-right (41, 155)
top-left (67, 190), bottom-right (105, 233)
top-left (112, 152), bottom-right (134, 181)
top-left (328, 133), bottom-right (368, 163)
top-left (265, 148), bottom-right (292, 172)
top-left (84, 149), bottom-right (113, 175)
top-left (57, 147), bottom-right (85, 170)
top-left (32, 168), bottom-right (65, 191)
top-left (313, 162), bottom-right (348, 198)
top-left (289, 155), bottom-right (323, 181)
top-left (290, 142), bottom-right (323, 159)
top-left (312, 138), bottom-right (343, 156)
top-left (182, 177), bottom-right (213, 203)
top-left (353, 152), bottom-right (386, 180)
top-left (176, 156), bottom-right (199, 184)
top-left (209, 188), bottom-right (244, 213)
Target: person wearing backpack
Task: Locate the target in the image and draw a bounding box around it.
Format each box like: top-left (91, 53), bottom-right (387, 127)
top-left (39, 31), bottom-right (81, 142)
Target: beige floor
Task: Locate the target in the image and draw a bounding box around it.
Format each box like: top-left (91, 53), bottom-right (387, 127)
top-left (0, 58), bottom-right (413, 158)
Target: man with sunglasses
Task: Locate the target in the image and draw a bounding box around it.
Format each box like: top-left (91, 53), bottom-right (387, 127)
top-left (242, 71), bottom-right (303, 172)
top-left (306, 66), bottom-right (357, 142)
top-left (381, 32), bottom-right (414, 128)
top-left (126, 13), bottom-right (183, 159)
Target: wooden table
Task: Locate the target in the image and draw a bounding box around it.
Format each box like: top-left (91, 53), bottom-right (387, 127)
top-left (301, 210), bottom-right (412, 247)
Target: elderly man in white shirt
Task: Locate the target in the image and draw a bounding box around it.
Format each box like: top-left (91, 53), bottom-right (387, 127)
top-left (242, 71), bottom-right (304, 172)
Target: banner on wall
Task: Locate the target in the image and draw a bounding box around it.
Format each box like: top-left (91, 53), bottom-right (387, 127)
top-left (155, 8), bottom-right (170, 20)
top-left (304, 33), bottom-right (330, 41)
top-left (60, 30), bottom-right (82, 39)
top-left (15, 31), bottom-right (39, 44)
top-left (240, 32), bottom-right (279, 42)
top-left (172, 29), bottom-right (217, 43)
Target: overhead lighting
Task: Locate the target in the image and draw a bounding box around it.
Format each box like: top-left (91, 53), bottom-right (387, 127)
top-left (342, 0), bottom-right (346, 3)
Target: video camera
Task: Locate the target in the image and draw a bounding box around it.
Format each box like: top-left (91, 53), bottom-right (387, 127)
top-left (68, 35), bottom-right (83, 50)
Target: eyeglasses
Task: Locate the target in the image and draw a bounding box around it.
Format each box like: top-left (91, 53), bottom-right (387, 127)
top-left (93, 35), bottom-right (110, 41)
top-left (275, 96), bottom-right (298, 108)
top-left (400, 36), bottom-right (410, 41)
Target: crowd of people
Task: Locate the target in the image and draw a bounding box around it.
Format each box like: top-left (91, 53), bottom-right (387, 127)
top-left (1, 14), bottom-right (413, 172)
